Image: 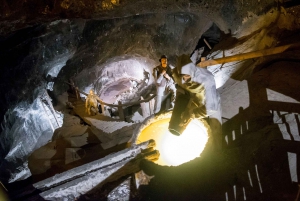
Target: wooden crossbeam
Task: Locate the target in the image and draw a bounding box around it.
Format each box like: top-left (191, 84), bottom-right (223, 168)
top-left (198, 42), bottom-right (300, 68)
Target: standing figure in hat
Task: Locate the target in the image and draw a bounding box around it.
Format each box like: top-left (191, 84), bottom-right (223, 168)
top-left (152, 55), bottom-right (176, 114)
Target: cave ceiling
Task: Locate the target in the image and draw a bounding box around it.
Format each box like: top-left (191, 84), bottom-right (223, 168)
top-left (0, 0), bottom-right (261, 35)
top-left (1, 0), bottom-right (298, 118)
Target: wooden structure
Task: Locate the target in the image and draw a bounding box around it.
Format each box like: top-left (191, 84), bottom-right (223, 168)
top-left (33, 139), bottom-right (158, 200)
top-left (66, 81), bottom-right (156, 121)
top-left (198, 42), bottom-right (300, 68)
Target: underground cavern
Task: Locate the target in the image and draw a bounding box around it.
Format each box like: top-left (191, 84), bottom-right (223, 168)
top-left (1, 0), bottom-right (300, 200)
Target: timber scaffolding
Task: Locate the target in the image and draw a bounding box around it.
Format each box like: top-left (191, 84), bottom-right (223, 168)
top-left (66, 81), bottom-right (156, 122)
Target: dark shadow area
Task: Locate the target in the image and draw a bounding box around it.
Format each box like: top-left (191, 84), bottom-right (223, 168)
top-left (283, 0), bottom-right (300, 8)
top-left (221, 60), bottom-right (300, 200)
top-left (0, 25), bottom-right (47, 127)
top-left (192, 23), bottom-right (221, 61)
top-left (5, 176), bottom-right (45, 201)
top-left (29, 129), bottom-right (129, 183)
top-left (128, 57), bottom-right (300, 200)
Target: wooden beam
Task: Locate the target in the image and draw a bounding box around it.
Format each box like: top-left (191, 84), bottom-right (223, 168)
top-left (36, 140), bottom-right (158, 200)
top-left (198, 42), bottom-right (300, 68)
top-left (118, 101), bottom-right (125, 121)
top-left (33, 139), bottom-right (156, 191)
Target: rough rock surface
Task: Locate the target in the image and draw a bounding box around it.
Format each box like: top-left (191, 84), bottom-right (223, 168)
top-left (0, 0), bottom-right (300, 200)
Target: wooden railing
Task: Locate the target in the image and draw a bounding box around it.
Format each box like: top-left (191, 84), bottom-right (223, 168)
top-left (66, 81), bottom-right (156, 121)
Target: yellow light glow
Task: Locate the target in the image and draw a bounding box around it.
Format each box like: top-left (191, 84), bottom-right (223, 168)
top-left (136, 118), bottom-right (208, 166)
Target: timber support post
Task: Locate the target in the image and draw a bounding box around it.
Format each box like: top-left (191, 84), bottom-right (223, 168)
top-left (118, 101), bottom-right (125, 121)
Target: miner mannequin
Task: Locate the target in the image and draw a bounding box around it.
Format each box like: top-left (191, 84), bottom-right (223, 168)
top-left (152, 55), bottom-right (176, 114)
top-left (85, 89), bottom-right (101, 116)
top-left (169, 54), bottom-right (222, 151)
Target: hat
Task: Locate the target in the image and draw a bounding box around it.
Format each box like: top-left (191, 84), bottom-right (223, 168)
top-left (159, 55), bottom-right (167, 62)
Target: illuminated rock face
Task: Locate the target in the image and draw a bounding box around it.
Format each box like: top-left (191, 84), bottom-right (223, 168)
top-left (0, 0), bottom-right (300, 200)
top-left (0, 12), bottom-right (216, 182)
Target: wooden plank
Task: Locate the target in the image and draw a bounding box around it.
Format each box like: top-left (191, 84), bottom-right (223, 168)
top-left (40, 149), bottom-right (159, 200)
top-left (198, 42), bottom-right (300, 68)
top-left (118, 101), bottom-right (125, 121)
top-left (33, 139), bottom-right (156, 191)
